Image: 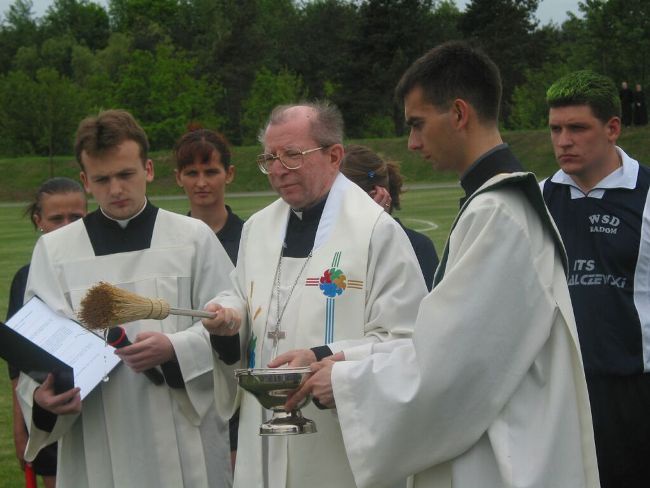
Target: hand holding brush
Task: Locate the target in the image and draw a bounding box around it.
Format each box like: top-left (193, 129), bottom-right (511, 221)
top-left (202, 302), bottom-right (241, 336)
top-left (78, 281), bottom-right (217, 330)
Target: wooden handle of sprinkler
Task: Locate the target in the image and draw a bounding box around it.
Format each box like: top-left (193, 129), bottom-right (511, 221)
top-left (169, 308), bottom-right (217, 319)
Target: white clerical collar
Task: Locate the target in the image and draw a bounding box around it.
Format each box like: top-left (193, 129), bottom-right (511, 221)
top-left (550, 146), bottom-right (639, 199)
top-left (277, 173), bottom-right (350, 251)
top-left (290, 196), bottom-right (328, 221)
top-left (100, 199), bottom-right (148, 228)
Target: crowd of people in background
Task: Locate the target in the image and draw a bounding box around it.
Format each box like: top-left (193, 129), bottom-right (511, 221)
top-left (4, 41), bottom-right (650, 488)
top-left (619, 80), bottom-right (647, 126)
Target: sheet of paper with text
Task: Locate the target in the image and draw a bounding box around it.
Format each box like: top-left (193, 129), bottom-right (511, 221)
top-left (6, 296), bottom-right (121, 398)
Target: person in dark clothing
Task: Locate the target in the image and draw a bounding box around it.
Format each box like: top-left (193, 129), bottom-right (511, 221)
top-left (340, 144), bottom-right (439, 290)
top-left (174, 127), bottom-right (244, 469)
top-left (174, 127), bottom-right (244, 264)
top-left (633, 83), bottom-right (648, 126)
top-left (619, 81), bottom-right (633, 126)
top-left (544, 69), bottom-right (650, 487)
top-left (7, 177), bottom-right (87, 488)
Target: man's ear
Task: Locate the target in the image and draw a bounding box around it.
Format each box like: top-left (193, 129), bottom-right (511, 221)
top-left (605, 116), bottom-right (621, 143)
top-left (144, 159), bottom-right (154, 182)
top-left (79, 171), bottom-right (91, 193)
top-left (451, 99), bottom-right (470, 129)
top-left (330, 144), bottom-right (344, 169)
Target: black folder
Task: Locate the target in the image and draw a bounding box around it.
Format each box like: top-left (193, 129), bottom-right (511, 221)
top-left (0, 321), bottom-right (74, 394)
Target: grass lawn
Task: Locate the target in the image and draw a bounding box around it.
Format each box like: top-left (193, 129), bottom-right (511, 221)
top-left (0, 185), bottom-right (462, 486)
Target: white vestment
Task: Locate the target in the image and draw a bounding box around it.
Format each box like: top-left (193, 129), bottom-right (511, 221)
top-left (17, 208), bottom-right (235, 488)
top-left (212, 173), bottom-right (428, 488)
top-left (332, 173), bottom-right (600, 488)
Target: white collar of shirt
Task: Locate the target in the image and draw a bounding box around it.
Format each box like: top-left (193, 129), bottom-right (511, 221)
top-left (100, 199), bottom-right (148, 228)
top-left (549, 146), bottom-right (639, 199)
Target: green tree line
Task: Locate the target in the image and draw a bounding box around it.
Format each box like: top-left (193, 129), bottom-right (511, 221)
top-left (0, 0), bottom-right (648, 158)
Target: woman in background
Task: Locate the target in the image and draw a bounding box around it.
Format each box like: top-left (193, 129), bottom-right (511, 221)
top-left (6, 177), bottom-right (88, 488)
top-left (341, 144), bottom-right (438, 290)
top-left (174, 128), bottom-right (243, 264)
top-left (173, 127), bottom-right (243, 471)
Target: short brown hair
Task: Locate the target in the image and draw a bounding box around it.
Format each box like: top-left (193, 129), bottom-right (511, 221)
top-left (74, 109), bottom-right (149, 169)
top-left (174, 128), bottom-right (231, 171)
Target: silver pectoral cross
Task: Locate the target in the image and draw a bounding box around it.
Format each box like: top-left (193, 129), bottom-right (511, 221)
top-left (267, 329), bottom-right (286, 348)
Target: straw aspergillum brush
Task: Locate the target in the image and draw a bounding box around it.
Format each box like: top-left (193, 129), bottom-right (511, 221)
top-left (77, 281), bottom-right (217, 330)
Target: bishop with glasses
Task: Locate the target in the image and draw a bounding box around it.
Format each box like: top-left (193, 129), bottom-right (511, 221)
top-left (202, 102), bottom-right (427, 488)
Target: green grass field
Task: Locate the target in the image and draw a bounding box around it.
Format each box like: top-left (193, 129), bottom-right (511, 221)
top-left (2, 124), bottom-right (650, 484)
top-left (0, 186), bottom-right (462, 487)
top-left (3, 125), bottom-right (649, 202)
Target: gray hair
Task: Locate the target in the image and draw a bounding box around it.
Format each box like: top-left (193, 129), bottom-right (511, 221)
top-left (258, 101), bottom-right (344, 147)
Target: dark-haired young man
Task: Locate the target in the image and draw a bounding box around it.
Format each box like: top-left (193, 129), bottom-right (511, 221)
top-left (288, 42), bottom-right (599, 488)
top-left (542, 70), bottom-right (650, 487)
top-left (16, 109), bottom-right (235, 487)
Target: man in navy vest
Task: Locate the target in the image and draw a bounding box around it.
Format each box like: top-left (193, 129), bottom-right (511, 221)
top-left (542, 70), bottom-right (650, 487)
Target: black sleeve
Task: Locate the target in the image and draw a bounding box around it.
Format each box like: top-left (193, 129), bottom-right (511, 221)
top-left (311, 345), bottom-right (333, 361)
top-left (7, 265), bottom-right (29, 380)
top-left (310, 345), bottom-right (334, 411)
top-left (8, 363), bottom-right (20, 380)
top-left (229, 409), bottom-right (240, 450)
top-left (210, 334), bottom-right (241, 365)
top-left (32, 403), bottom-right (58, 432)
top-left (7, 265), bottom-right (29, 320)
top-left (160, 361), bottom-right (186, 389)
top-left (413, 237), bottom-right (439, 292)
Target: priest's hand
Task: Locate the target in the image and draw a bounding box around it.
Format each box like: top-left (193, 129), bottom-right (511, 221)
top-left (202, 302), bottom-right (240, 336)
top-left (268, 349), bottom-right (317, 368)
top-left (285, 359), bottom-right (337, 410)
top-left (329, 351), bottom-right (346, 362)
top-left (33, 374), bottom-right (81, 415)
top-left (115, 331), bottom-right (174, 372)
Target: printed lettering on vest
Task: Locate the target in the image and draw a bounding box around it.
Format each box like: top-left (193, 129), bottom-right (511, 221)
top-left (588, 213), bottom-right (620, 234)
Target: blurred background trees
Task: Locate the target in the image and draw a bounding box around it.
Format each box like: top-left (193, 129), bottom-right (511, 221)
top-left (0, 0), bottom-right (647, 155)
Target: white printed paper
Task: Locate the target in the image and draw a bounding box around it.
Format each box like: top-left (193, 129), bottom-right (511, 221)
top-left (6, 296), bottom-right (121, 399)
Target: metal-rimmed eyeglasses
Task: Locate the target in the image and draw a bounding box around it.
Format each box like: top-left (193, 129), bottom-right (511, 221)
top-left (256, 146), bottom-right (326, 174)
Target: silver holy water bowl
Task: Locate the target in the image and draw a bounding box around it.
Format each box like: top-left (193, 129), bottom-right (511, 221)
top-left (235, 367), bottom-right (317, 435)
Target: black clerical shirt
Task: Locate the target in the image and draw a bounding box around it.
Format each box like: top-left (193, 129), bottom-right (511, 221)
top-left (459, 144), bottom-right (523, 207)
top-left (84, 201), bottom-right (158, 256)
top-left (211, 197), bottom-right (331, 364)
top-left (282, 198), bottom-right (327, 258)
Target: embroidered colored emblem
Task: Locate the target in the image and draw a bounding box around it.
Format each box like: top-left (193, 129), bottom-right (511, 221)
top-left (303, 251), bottom-right (365, 344)
top-left (247, 333), bottom-right (257, 368)
top-left (319, 267), bottom-right (347, 298)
